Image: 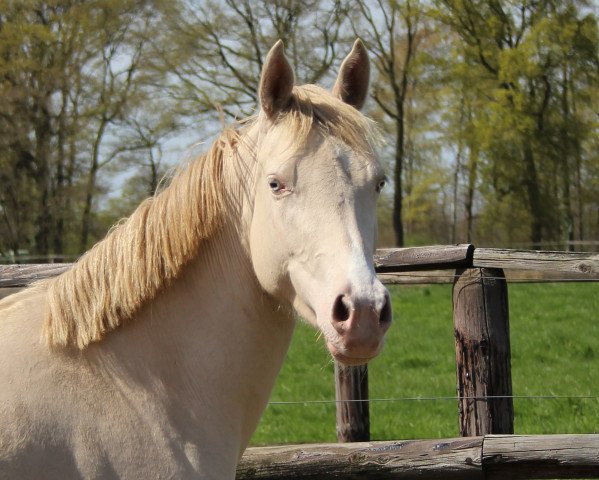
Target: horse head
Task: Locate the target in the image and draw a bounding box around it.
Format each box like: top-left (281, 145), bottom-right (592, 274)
top-left (249, 40), bottom-right (392, 366)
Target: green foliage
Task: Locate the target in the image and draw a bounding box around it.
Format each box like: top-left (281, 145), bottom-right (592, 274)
top-left (0, 0), bottom-right (181, 256)
top-left (251, 282), bottom-right (599, 444)
top-left (403, 165), bottom-right (452, 245)
top-left (376, 192), bottom-right (396, 247)
top-left (0, 1), bottom-right (597, 256)
top-left (434, 0), bottom-right (599, 247)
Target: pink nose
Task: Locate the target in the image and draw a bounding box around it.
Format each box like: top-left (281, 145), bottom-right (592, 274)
top-left (330, 291), bottom-right (392, 359)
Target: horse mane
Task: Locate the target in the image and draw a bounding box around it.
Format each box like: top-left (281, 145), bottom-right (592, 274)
top-left (43, 84), bottom-right (380, 349)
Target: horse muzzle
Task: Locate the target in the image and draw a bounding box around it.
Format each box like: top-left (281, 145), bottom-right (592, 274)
top-left (325, 288), bottom-right (392, 365)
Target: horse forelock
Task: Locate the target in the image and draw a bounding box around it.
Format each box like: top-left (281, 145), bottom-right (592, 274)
top-left (42, 84), bottom-right (380, 349)
top-left (278, 84), bottom-right (382, 157)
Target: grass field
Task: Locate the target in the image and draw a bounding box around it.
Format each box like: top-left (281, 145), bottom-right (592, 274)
top-left (250, 282), bottom-right (599, 446)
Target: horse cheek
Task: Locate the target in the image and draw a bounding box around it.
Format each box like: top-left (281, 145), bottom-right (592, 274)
top-left (249, 206), bottom-right (288, 300)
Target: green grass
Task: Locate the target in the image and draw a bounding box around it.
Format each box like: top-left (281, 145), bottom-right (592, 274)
top-left (250, 282), bottom-right (599, 445)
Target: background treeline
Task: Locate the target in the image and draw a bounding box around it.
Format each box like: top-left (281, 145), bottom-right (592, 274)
top-left (0, 0), bottom-right (597, 260)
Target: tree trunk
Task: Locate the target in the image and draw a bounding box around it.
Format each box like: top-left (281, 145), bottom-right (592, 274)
top-left (80, 119), bottom-right (107, 252)
top-left (393, 76), bottom-right (409, 248)
top-left (522, 143), bottom-right (543, 249)
top-left (451, 144), bottom-right (461, 244)
top-left (33, 100), bottom-right (53, 256)
top-left (465, 147), bottom-right (478, 244)
top-left (53, 85), bottom-right (69, 255)
top-left (560, 68), bottom-right (575, 251)
top-left (393, 124), bottom-right (405, 247)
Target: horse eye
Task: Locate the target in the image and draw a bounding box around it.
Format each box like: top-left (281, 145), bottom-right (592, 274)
top-left (376, 179), bottom-right (386, 193)
top-left (268, 178), bottom-right (283, 192)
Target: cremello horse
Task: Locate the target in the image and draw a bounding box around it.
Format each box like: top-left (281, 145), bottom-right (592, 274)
top-left (0, 40), bottom-right (391, 479)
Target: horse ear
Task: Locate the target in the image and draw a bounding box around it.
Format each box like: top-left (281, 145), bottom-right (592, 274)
top-left (332, 39), bottom-right (370, 110)
top-left (259, 40), bottom-right (295, 118)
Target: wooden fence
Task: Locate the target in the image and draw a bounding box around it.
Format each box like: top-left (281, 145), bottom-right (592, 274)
top-left (332, 245), bottom-right (599, 445)
top-left (2, 244), bottom-right (599, 478)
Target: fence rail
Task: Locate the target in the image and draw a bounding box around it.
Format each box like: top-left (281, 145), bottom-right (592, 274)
top-left (2, 245), bottom-right (599, 288)
top-left (237, 434), bottom-right (599, 479)
top-left (0, 263), bottom-right (71, 287)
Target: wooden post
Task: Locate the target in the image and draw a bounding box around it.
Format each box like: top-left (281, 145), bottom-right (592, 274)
top-left (453, 268), bottom-right (514, 436)
top-left (334, 362), bottom-right (369, 442)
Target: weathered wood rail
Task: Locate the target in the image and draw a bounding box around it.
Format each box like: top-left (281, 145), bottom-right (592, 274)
top-left (0, 263), bottom-right (71, 287)
top-left (2, 245), bottom-right (598, 287)
top-left (236, 434), bottom-right (599, 479)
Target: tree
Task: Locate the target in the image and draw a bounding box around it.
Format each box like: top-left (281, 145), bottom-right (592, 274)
top-left (2, 1), bottom-right (596, 258)
top-left (0, 1), bottom-right (63, 257)
top-left (77, 1), bottom-right (161, 251)
top-left (351, 0), bottom-right (425, 246)
top-left (148, 0), bottom-right (351, 124)
top-left (435, 0), bottom-right (598, 248)
top-left (0, 0), bottom-right (175, 256)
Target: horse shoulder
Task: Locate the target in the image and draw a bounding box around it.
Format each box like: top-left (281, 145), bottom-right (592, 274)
top-left (0, 286), bottom-right (223, 478)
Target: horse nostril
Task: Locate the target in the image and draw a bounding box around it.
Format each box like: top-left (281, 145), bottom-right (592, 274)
top-left (379, 294), bottom-right (392, 327)
top-left (332, 295), bottom-right (352, 322)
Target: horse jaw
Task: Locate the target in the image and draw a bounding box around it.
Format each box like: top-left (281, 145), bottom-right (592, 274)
top-left (249, 132), bottom-right (391, 366)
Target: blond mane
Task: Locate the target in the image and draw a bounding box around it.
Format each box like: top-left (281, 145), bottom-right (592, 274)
top-left (43, 85), bottom-right (381, 349)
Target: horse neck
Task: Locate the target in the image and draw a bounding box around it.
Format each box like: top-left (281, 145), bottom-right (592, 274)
top-left (91, 133), bottom-right (295, 447)
top-left (141, 220), bottom-right (294, 373)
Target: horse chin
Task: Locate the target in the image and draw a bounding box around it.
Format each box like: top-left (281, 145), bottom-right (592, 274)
top-left (326, 341), bottom-right (376, 367)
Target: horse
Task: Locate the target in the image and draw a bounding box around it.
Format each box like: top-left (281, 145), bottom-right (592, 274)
top-left (0, 39), bottom-right (392, 479)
